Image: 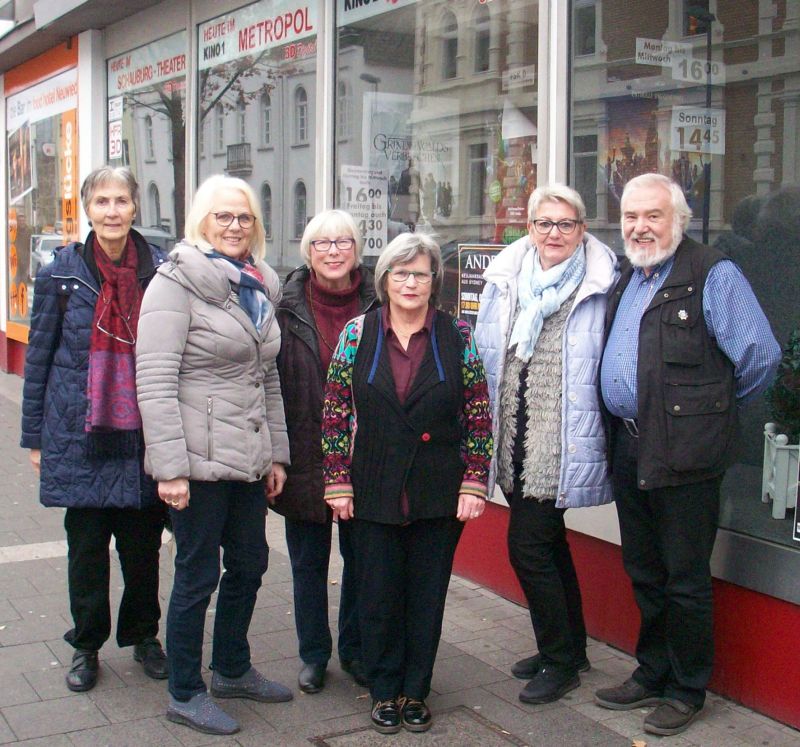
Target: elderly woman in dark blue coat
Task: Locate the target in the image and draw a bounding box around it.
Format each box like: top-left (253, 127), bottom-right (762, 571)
top-left (20, 166), bottom-right (169, 693)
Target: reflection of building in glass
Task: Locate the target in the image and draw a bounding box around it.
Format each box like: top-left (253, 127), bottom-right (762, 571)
top-left (197, 26), bottom-right (316, 268)
top-left (571, 1), bottom-right (800, 252)
top-left (335, 0), bottom-right (539, 256)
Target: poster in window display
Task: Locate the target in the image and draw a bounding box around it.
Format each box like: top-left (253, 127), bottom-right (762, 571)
top-left (340, 164), bottom-right (388, 257)
top-left (438, 244), bottom-right (503, 325)
top-left (8, 123), bottom-right (33, 204)
top-left (361, 91), bottom-right (458, 234)
top-left (602, 96), bottom-right (716, 223)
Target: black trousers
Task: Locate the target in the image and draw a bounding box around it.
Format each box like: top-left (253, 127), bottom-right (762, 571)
top-left (506, 473), bottom-right (586, 674)
top-left (284, 516), bottom-right (360, 666)
top-left (612, 427), bottom-right (721, 708)
top-left (63, 505), bottom-right (164, 651)
top-left (352, 516), bottom-right (463, 701)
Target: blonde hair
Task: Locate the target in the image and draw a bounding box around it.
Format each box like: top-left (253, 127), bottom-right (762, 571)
top-left (184, 175), bottom-right (266, 262)
top-left (299, 209), bottom-right (363, 267)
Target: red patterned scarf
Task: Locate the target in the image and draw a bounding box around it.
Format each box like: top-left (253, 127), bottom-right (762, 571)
top-left (85, 235), bottom-right (143, 458)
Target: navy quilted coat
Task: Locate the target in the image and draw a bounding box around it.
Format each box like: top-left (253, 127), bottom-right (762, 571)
top-left (20, 232), bottom-right (167, 509)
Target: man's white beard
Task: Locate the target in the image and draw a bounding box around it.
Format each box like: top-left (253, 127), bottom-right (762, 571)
top-left (624, 220), bottom-right (683, 269)
top-left (624, 237), bottom-right (677, 268)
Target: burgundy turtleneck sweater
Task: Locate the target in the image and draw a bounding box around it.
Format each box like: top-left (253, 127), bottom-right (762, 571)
top-left (307, 269), bottom-right (363, 373)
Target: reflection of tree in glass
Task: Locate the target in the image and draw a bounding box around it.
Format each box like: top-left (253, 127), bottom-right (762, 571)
top-left (121, 81), bottom-right (186, 235)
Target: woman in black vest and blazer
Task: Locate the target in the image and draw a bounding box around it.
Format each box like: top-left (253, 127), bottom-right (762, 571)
top-left (321, 233), bottom-right (493, 734)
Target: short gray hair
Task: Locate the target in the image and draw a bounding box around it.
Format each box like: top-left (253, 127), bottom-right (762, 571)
top-left (374, 232), bottom-right (443, 305)
top-left (527, 184), bottom-right (587, 223)
top-left (621, 173), bottom-right (692, 232)
top-left (81, 166), bottom-right (139, 215)
top-left (184, 174), bottom-right (267, 262)
top-left (299, 209), bottom-right (363, 267)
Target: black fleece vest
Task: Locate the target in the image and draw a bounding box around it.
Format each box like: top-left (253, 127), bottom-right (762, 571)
top-left (350, 308), bottom-right (467, 524)
top-left (606, 237), bottom-right (738, 489)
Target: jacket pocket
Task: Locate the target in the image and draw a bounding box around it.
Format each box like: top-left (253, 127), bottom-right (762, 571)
top-left (660, 297), bottom-right (703, 366)
top-left (206, 396), bottom-right (214, 461)
top-left (663, 380), bottom-right (730, 472)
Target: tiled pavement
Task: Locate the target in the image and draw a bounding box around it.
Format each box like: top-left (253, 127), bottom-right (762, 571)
top-left (0, 371), bottom-right (798, 746)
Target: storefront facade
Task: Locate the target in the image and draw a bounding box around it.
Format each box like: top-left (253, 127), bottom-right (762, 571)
top-left (1, 0), bottom-right (798, 728)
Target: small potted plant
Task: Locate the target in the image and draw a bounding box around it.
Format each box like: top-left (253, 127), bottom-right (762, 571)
top-left (762, 330), bottom-right (800, 520)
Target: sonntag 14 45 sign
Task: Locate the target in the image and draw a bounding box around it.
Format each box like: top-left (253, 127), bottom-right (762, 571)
top-left (670, 106), bottom-right (726, 155)
top-left (199, 0), bottom-right (318, 70)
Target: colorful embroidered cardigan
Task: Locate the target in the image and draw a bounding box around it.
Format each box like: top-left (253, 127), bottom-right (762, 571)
top-left (322, 312), bottom-right (493, 503)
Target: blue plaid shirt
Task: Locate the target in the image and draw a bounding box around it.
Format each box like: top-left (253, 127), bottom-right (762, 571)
top-left (601, 257), bottom-right (780, 419)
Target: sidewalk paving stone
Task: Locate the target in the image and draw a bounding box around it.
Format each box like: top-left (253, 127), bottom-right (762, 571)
top-left (1, 375), bottom-right (799, 746)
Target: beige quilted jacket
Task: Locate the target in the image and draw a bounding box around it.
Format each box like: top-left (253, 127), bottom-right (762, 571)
top-left (136, 242), bottom-right (289, 483)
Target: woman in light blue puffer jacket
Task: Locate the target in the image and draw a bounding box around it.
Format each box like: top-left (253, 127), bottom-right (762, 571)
top-left (474, 184), bottom-right (618, 707)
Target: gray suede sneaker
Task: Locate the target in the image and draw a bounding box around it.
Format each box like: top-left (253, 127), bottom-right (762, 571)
top-left (210, 666), bottom-right (293, 703)
top-left (166, 692), bottom-right (239, 735)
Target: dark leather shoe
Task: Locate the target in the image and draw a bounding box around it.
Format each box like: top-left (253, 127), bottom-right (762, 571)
top-left (595, 677), bottom-right (664, 710)
top-left (133, 637), bottom-right (168, 680)
top-left (298, 662), bottom-right (326, 694)
top-left (399, 696), bottom-right (432, 732)
top-left (644, 699), bottom-right (701, 736)
top-left (371, 698), bottom-right (401, 734)
top-left (341, 658), bottom-right (369, 687)
top-left (511, 653), bottom-right (591, 680)
top-left (66, 649), bottom-right (98, 692)
top-left (519, 666), bottom-right (580, 704)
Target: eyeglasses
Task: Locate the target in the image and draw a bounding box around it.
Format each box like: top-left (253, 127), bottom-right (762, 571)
top-left (210, 212), bottom-right (256, 229)
top-left (310, 238), bottom-right (356, 252)
top-left (388, 268), bottom-right (436, 284)
top-left (531, 219), bottom-right (580, 235)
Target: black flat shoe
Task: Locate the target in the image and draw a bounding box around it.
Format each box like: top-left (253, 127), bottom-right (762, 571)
top-left (399, 696), bottom-right (432, 732)
top-left (66, 649), bottom-right (98, 692)
top-left (511, 653), bottom-right (591, 680)
top-left (371, 698), bottom-right (401, 734)
top-left (519, 666), bottom-right (580, 704)
top-left (298, 662), bottom-right (326, 694)
top-left (341, 658), bottom-right (369, 687)
top-left (133, 637), bottom-right (168, 680)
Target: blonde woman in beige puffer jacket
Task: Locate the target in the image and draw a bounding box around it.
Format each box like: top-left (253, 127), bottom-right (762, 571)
top-left (135, 175), bottom-right (292, 737)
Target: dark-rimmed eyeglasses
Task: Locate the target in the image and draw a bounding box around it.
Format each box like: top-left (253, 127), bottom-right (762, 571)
top-left (310, 238), bottom-right (356, 252)
top-left (210, 212), bottom-right (256, 229)
top-left (388, 268), bottom-right (436, 284)
top-left (531, 219), bottom-right (580, 235)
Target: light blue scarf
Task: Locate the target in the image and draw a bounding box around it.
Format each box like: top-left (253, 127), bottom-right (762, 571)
top-left (509, 241), bottom-right (586, 361)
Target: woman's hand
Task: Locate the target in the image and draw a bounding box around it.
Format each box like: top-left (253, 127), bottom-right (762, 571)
top-left (29, 449), bottom-right (41, 474)
top-left (327, 496), bottom-right (354, 522)
top-left (266, 463), bottom-right (287, 500)
top-left (456, 493), bottom-right (485, 522)
top-left (159, 478), bottom-right (190, 511)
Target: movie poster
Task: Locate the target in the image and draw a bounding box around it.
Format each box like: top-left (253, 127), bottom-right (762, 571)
top-left (603, 97), bottom-right (712, 222)
top-left (8, 123), bottom-right (33, 204)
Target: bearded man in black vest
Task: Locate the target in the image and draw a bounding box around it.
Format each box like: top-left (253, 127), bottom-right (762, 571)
top-left (595, 173), bottom-right (780, 737)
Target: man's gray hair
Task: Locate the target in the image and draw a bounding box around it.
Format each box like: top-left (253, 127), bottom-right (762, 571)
top-left (621, 173), bottom-right (692, 231)
top-left (527, 184), bottom-right (587, 223)
top-left (81, 166), bottom-right (139, 216)
top-left (374, 232), bottom-right (443, 305)
top-left (299, 209), bottom-right (363, 267)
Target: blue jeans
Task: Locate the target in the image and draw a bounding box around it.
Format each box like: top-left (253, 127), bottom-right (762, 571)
top-left (284, 517), bottom-right (360, 666)
top-left (166, 479), bottom-right (268, 701)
